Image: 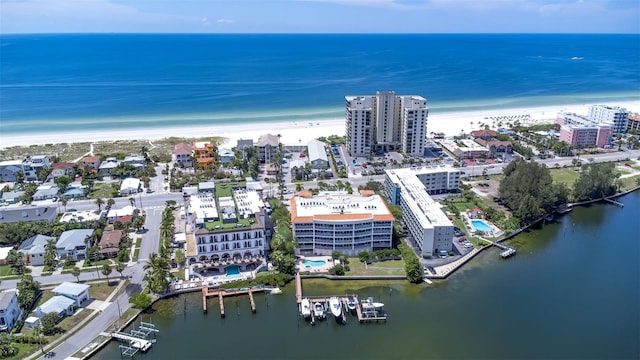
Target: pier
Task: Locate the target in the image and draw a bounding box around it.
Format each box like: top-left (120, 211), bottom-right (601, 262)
top-left (112, 321), bottom-right (160, 357)
top-left (603, 197), bottom-right (624, 207)
top-left (202, 286), bottom-right (265, 316)
top-left (301, 294), bottom-right (387, 324)
top-left (295, 272), bottom-right (302, 305)
top-left (481, 238), bottom-right (516, 258)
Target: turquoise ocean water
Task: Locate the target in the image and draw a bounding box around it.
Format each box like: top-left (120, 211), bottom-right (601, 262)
top-left (1, 34), bottom-right (639, 136)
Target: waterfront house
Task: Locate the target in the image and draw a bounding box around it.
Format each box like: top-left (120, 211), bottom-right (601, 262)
top-left (98, 230), bottom-right (121, 258)
top-left (80, 156), bottom-right (101, 170)
top-left (18, 234), bottom-right (56, 266)
top-left (193, 141), bottom-right (215, 170)
top-left (98, 157), bottom-right (120, 176)
top-left (173, 143), bottom-right (193, 167)
top-left (34, 296), bottom-right (75, 319)
top-left (56, 229), bottom-right (93, 261)
top-left (0, 290), bottom-right (21, 332)
top-left (219, 148), bottom-right (235, 164)
top-left (52, 282), bottom-right (90, 307)
top-left (255, 134), bottom-right (279, 164)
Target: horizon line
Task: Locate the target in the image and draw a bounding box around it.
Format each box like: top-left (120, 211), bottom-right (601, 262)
top-left (2, 32), bottom-right (639, 36)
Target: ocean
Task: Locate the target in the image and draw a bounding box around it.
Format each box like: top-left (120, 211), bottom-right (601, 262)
top-left (1, 34), bottom-right (639, 136)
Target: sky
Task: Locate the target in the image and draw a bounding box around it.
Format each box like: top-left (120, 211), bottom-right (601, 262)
top-left (1, 0), bottom-right (639, 34)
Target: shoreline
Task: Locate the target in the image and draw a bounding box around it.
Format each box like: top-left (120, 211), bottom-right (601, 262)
top-left (2, 100), bottom-right (638, 150)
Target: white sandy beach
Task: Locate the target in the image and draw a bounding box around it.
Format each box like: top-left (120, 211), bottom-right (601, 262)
top-left (2, 101), bottom-right (639, 150)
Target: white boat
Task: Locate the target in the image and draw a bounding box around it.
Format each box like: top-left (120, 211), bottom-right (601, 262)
top-left (301, 298), bottom-right (311, 319)
top-left (313, 302), bottom-right (326, 319)
top-left (361, 297), bottom-right (384, 310)
top-left (268, 287), bottom-right (282, 295)
top-left (329, 297), bottom-right (342, 318)
top-left (346, 296), bottom-right (357, 313)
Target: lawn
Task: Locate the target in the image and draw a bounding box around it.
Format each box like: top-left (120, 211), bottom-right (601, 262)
top-left (90, 182), bottom-right (116, 199)
top-left (133, 248), bottom-right (140, 261)
top-left (345, 258), bottom-right (406, 276)
top-left (83, 260), bottom-right (111, 268)
top-left (0, 265), bottom-right (13, 276)
top-left (88, 282), bottom-right (119, 301)
top-left (549, 167), bottom-right (580, 185)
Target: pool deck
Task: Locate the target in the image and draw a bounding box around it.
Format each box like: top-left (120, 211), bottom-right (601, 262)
top-left (296, 256), bottom-right (335, 273)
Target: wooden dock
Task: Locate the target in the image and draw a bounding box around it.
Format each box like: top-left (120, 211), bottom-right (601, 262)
top-left (202, 286), bottom-right (265, 317)
top-left (301, 294), bottom-right (387, 324)
top-left (295, 273), bottom-right (302, 304)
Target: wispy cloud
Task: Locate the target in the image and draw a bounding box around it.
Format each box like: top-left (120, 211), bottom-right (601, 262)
top-left (217, 18), bottom-right (235, 24)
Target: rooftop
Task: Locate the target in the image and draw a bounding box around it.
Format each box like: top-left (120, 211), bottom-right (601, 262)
top-left (0, 290), bottom-right (17, 309)
top-left (57, 229), bottom-right (94, 251)
top-left (37, 295), bottom-right (75, 315)
top-left (0, 206), bottom-right (58, 224)
top-left (256, 133), bottom-right (279, 147)
top-left (290, 191), bottom-right (394, 223)
top-left (174, 143), bottom-right (192, 155)
top-left (18, 234), bottom-right (55, 254)
top-left (53, 282), bottom-right (90, 296)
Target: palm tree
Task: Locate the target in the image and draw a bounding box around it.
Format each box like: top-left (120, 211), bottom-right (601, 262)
top-left (61, 198), bottom-right (68, 212)
top-left (106, 198), bottom-right (115, 212)
top-left (115, 262), bottom-right (126, 279)
top-left (129, 197), bottom-right (135, 209)
top-left (101, 264), bottom-right (112, 284)
top-left (71, 267), bottom-right (81, 282)
top-left (95, 197), bottom-right (104, 211)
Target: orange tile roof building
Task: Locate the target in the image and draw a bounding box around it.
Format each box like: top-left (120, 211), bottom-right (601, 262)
top-left (193, 141), bottom-right (215, 170)
top-left (290, 190), bottom-right (394, 256)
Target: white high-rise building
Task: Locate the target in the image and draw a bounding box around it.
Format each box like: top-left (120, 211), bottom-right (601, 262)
top-left (345, 91), bottom-right (429, 157)
top-left (588, 105), bottom-right (628, 134)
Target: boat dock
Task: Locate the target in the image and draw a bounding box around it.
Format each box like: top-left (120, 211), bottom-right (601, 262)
top-left (112, 321), bottom-right (159, 357)
top-left (302, 294), bottom-right (387, 324)
top-left (295, 272), bottom-right (302, 305)
top-left (482, 238), bottom-right (516, 259)
top-left (202, 286), bottom-right (265, 317)
top-left (603, 197), bottom-right (624, 207)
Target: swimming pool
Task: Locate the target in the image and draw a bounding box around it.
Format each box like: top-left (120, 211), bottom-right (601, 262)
top-left (471, 219), bottom-right (493, 233)
top-left (302, 259), bottom-right (326, 268)
top-left (225, 265), bottom-right (241, 277)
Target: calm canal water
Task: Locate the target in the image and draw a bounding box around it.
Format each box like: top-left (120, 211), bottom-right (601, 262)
top-left (95, 192), bottom-right (640, 359)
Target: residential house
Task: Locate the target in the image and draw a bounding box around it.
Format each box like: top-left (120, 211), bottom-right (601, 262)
top-left (0, 206), bottom-right (58, 224)
top-left (123, 154), bottom-right (145, 166)
top-left (0, 290), bottom-right (21, 332)
top-left (33, 184), bottom-right (60, 201)
top-left (474, 139), bottom-right (513, 158)
top-left (0, 247), bottom-right (11, 266)
top-left (106, 205), bottom-right (135, 224)
top-left (255, 134), bottom-right (279, 163)
top-left (98, 230), bottom-right (121, 258)
top-left (52, 282), bottom-right (90, 307)
top-left (218, 148), bottom-right (235, 164)
top-left (0, 160), bottom-right (36, 182)
top-left (56, 229), bottom-right (93, 261)
top-left (306, 140), bottom-right (329, 170)
top-left (51, 162), bottom-right (75, 179)
top-left (98, 157), bottom-right (120, 176)
top-left (18, 234), bottom-right (56, 266)
top-left (24, 156), bottom-right (51, 179)
top-left (119, 178), bottom-right (141, 195)
top-left (471, 129), bottom-right (498, 140)
top-left (173, 143), bottom-right (193, 167)
top-left (61, 187), bottom-right (86, 199)
top-left (236, 139), bottom-right (253, 151)
top-left (81, 156), bottom-right (101, 170)
top-left (193, 141), bottom-right (215, 170)
top-left (1, 191), bottom-right (24, 205)
top-left (34, 296), bottom-right (76, 319)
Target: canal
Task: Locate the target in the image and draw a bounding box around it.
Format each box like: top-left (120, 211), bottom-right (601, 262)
top-left (94, 191), bottom-right (640, 359)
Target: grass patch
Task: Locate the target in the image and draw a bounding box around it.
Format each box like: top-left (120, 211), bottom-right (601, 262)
top-left (88, 281), bottom-right (119, 301)
top-left (83, 260), bottom-right (111, 268)
top-left (135, 237), bottom-right (142, 247)
top-left (133, 248), bottom-right (140, 261)
top-left (549, 167), bottom-right (580, 186)
top-left (0, 265), bottom-right (13, 276)
top-left (171, 270), bottom-right (186, 280)
top-left (40, 272), bottom-right (53, 276)
top-left (345, 257), bottom-right (406, 276)
top-left (8, 343), bottom-right (40, 360)
top-left (619, 175), bottom-right (640, 192)
top-left (90, 182), bottom-right (117, 199)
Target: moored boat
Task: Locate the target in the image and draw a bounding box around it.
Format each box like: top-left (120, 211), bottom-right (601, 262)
top-left (329, 297), bottom-right (342, 319)
top-left (346, 296), bottom-right (357, 314)
top-left (313, 301), bottom-right (326, 320)
top-left (301, 298), bottom-right (311, 319)
top-left (361, 297), bottom-right (384, 310)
